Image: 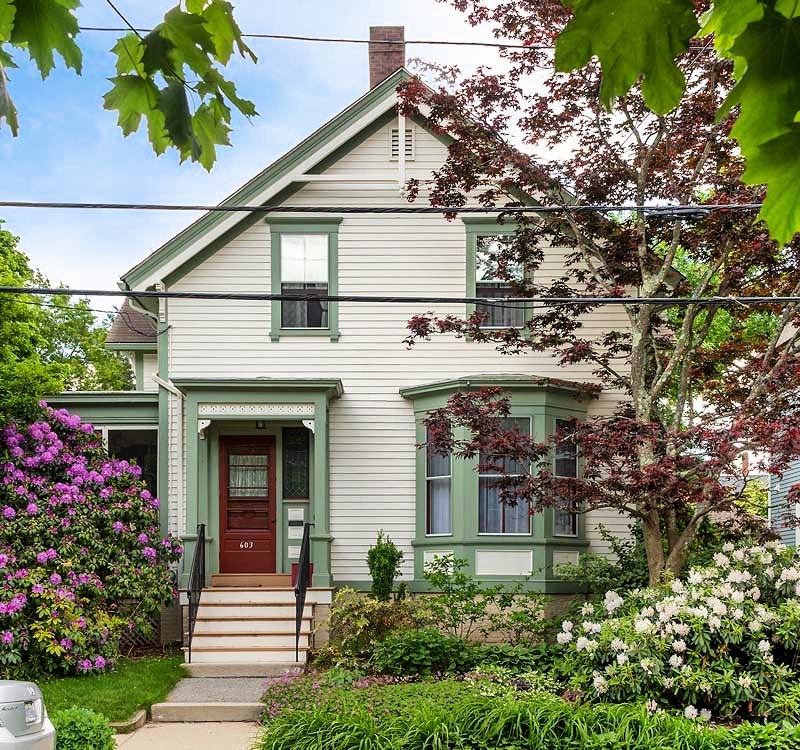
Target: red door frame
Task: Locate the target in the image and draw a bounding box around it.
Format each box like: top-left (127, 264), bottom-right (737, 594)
top-left (218, 435), bottom-right (277, 574)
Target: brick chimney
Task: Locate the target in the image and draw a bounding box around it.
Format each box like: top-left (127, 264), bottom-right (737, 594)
top-left (369, 26), bottom-right (405, 88)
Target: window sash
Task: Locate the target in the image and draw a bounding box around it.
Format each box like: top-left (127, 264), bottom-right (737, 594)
top-left (478, 417), bottom-right (531, 534)
top-left (426, 428), bottom-right (451, 535)
top-left (280, 283), bottom-right (329, 328)
top-left (553, 418), bottom-right (578, 537)
top-left (474, 235), bottom-right (526, 329)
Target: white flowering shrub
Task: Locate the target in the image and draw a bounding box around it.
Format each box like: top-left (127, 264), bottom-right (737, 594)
top-left (558, 541), bottom-right (800, 721)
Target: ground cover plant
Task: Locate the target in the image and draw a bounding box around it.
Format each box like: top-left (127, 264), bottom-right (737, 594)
top-left (0, 404), bottom-right (182, 677)
top-left (558, 541), bottom-right (800, 722)
top-left (40, 654), bottom-right (185, 722)
top-left (259, 675), bottom-right (800, 750)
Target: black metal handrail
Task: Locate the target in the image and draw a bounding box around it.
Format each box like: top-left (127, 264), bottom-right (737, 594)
top-left (186, 523), bottom-right (206, 664)
top-left (294, 522), bottom-right (313, 661)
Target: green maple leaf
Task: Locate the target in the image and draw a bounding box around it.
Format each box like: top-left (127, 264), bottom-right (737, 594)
top-left (9, 0), bottom-right (81, 78)
top-left (742, 126), bottom-right (800, 245)
top-left (140, 29), bottom-right (177, 78)
top-left (110, 33), bottom-right (144, 76)
top-left (198, 68), bottom-right (257, 118)
top-left (776, 0), bottom-right (800, 19)
top-left (555, 0), bottom-right (698, 114)
top-left (699, 0), bottom-right (764, 53)
top-left (158, 6), bottom-right (215, 77)
top-left (103, 74), bottom-right (168, 155)
top-left (722, 13), bottom-right (800, 155)
top-left (0, 56), bottom-right (18, 136)
top-left (191, 101), bottom-right (231, 170)
top-left (201, 0), bottom-right (256, 64)
top-left (158, 78), bottom-right (194, 157)
top-left (0, 0), bottom-right (16, 40)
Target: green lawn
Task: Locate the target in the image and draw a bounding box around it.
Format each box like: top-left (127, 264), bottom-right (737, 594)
top-left (39, 655), bottom-right (186, 722)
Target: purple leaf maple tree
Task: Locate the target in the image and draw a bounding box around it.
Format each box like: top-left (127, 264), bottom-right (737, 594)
top-left (401, 0), bottom-right (800, 584)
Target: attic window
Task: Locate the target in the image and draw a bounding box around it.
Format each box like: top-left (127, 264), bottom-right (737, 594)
top-left (390, 127), bottom-right (415, 160)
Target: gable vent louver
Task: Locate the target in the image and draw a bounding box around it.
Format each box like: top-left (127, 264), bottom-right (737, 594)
top-left (390, 127), bottom-right (415, 160)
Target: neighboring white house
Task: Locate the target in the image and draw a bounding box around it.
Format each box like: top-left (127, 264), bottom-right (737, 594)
top-left (51, 28), bottom-right (633, 595)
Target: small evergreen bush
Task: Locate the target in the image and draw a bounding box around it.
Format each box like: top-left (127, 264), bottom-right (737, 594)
top-left (366, 531), bottom-right (404, 601)
top-left (52, 707), bottom-right (115, 750)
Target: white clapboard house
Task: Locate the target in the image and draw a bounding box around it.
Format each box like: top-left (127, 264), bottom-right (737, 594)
top-left (50, 28), bottom-right (631, 664)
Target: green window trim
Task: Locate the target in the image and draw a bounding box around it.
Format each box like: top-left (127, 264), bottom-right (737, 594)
top-left (268, 218), bottom-right (342, 342)
top-left (463, 216), bottom-right (532, 334)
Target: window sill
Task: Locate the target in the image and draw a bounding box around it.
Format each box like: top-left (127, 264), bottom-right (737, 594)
top-left (425, 533), bottom-right (453, 538)
top-left (477, 532), bottom-right (532, 537)
top-left (270, 328), bottom-right (339, 342)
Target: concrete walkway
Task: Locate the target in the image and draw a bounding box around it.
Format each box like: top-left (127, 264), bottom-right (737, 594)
top-left (167, 677), bottom-right (265, 703)
top-left (116, 722), bottom-right (260, 749)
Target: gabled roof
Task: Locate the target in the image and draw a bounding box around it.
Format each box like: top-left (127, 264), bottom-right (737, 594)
top-left (105, 299), bottom-right (157, 347)
top-left (121, 68), bottom-right (414, 291)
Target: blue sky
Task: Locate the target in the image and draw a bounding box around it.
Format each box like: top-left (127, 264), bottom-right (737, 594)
top-left (0, 0), bottom-right (499, 313)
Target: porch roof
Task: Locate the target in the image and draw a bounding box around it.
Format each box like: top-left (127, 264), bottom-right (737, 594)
top-left (171, 378), bottom-right (344, 400)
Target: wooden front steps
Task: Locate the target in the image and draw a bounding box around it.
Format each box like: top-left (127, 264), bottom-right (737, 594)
top-left (211, 573), bottom-right (292, 587)
top-left (186, 585), bottom-right (331, 666)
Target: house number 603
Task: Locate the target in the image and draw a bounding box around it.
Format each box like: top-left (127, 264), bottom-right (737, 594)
top-left (239, 541), bottom-right (254, 549)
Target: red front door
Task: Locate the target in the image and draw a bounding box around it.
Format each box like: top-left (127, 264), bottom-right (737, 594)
top-left (219, 436), bottom-right (277, 573)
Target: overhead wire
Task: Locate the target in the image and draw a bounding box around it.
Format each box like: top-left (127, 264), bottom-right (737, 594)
top-left (76, 26), bottom-right (715, 53)
top-left (1, 287), bottom-right (799, 308)
top-left (0, 200), bottom-right (763, 215)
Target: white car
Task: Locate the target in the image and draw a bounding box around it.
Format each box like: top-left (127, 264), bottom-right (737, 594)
top-left (0, 681), bottom-right (55, 749)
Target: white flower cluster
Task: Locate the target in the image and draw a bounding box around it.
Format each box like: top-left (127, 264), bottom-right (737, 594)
top-left (560, 541), bottom-right (800, 719)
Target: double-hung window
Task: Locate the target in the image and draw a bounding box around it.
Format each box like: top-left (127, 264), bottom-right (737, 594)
top-left (426, 428), bottom-right (451, 535)
top-left (280, 235), bottom-right (329, 329)
top-left (553, 419), bottom-right (578, 537)
top-left (478, 416), bottom-right (531, 534)
top-left (269, 220), bottom-right (341, 341)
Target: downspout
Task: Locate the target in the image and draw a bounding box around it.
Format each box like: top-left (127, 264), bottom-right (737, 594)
top-left (152, 373), bottom-right (186, 537)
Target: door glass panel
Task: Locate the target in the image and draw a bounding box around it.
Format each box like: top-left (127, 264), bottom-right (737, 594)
top-left (227, 452), bottom-right (269, 530)
top-left (282, 427), bottom-right (310, 499)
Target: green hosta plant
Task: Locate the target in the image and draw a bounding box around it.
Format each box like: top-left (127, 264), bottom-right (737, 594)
top-left (558, 541), bottom-right (800, 721)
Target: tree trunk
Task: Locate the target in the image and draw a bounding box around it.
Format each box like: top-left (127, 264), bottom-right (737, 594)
top-left (641, 512), bottom-right (666, 587)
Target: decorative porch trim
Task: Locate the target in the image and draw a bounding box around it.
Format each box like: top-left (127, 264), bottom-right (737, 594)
top-left (198, 403), bottom-right (316, 418)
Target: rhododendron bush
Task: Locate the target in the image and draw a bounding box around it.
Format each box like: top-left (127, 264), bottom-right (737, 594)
top-left (558, 541), bottom-right (800, 721)
top-left (0, 403), bottom-right (181, 677)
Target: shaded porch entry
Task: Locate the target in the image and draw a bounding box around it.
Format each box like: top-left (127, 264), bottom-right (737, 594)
top-left (219, 435), bottom-right (277, 573)
top-left (178, 377), bottom-right (342, 589)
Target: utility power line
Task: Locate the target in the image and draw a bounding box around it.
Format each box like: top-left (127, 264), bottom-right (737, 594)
top-left (1, 287), bottom-right (799, 308)
top-left (0, 200), bottom-right (763, 216)
top-left (77, 26), bottom-right (715, 53)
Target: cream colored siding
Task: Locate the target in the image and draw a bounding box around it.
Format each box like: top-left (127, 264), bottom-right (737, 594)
top-left (142, 354), bottom-right (158, 391)
top-left (166, 118), bottom-right (631, 579)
